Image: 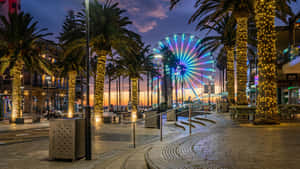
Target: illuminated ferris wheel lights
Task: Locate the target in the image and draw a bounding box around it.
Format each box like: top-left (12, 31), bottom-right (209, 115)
top-left (154, 33), bottom-right (215, 99)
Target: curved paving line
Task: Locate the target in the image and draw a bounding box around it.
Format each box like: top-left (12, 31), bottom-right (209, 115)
top-left (145, 133), bottom-right (212, 169)
top-left (189, 119), bottom-right (206, 126)
top-left (180, 121), bottom-right (196, 128)
top-left (194, 117), bottom-right (216, 124)
top-left (175, 122), bottom-right (186, 131)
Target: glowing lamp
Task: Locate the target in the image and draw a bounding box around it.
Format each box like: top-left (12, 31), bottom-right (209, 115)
top-left (132, 111), bottom-right (137, 122)
top-left (154, 54), bottom-right (163, 59)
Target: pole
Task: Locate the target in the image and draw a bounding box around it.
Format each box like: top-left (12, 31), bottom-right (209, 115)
top-left (47, 79), bottom-right (49, 120)
top-left (147, 72), bottom-right (149, 107)
top-left (132, 122), bottom-right (136, 148)
top-left (151, 75), bottom-right (153, 107)
top-left (160, 112), bottom-right (163, 141)
top-left (181, 77), bottom-right (184, 105)
top-left (209, 83), bottom-right (211, 106)
top-left (85, 0), bottom-right (92, 160)
top-left (175, 75), bottom-right (178, 107)
top-left (189, 104), bottom-right (192, 136)
top-left (157, 77), bottom-right (160, 110)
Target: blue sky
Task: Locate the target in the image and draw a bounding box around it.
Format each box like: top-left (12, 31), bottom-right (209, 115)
top-left (22, 0), bottom-right (300, 47)
top-left (20, 0), bottom-right (300, 100)
top-left (21, 0), bottom-right (197, 46)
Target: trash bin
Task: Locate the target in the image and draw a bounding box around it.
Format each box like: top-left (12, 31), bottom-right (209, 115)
top-left (49, 118), bottom-right (85, 161)
top-left (144, 111), bottom-right (159, 128)
top-left (167, 110), bottom-right (176, 121)
top-left (0, 99), bottom-right (3, 121)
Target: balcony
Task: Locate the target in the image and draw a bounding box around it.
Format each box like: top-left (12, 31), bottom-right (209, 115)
top-left (282, 45), bottom-right (300, 74)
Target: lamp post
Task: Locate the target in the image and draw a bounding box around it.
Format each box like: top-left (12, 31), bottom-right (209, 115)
top-left (85, 0), bottom-right (92, 161)
top-left (154, 54), bottom-right (162, 129)
top-left (46, 76), bottom-right (51, 120)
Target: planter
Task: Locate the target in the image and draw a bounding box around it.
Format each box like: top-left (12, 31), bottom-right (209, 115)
top-left (49, 119), bottom-right (85, 161)
top-left (144, 111), bottom-right (160, 128)
top-left (32, 117), bottom-right (40, 123)
top-left (9, 117), bottom-right (24, 124)
top-left (230, 105), bottom-right (256, 121)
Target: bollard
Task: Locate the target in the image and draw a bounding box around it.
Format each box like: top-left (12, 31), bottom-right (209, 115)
top-left (132, 122), bottom-right (136, 148)
top-left (189, 104), bottom-right (192, 136)
top-left (160, 113), bottom-right (163, 141)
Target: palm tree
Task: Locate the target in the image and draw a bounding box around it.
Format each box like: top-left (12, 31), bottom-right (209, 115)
top-left (114, 45), bottom-right (154, 119)
top-left (254, 0), bottom-right (295, 121)
top-left (57, 10), bottom-right (85, 118)
top-left (159, 46), bottom-right (179, 108)
top-left (0, 12), bottom-right (52, 123)
top-left (198, 15), bottom-right (237, 105)
top-left (170, 0), bottom-right (295, 106)
top-left (85, 0), bottom-right (140, 120)
top-left (105, 63), bottom-right (115, 111)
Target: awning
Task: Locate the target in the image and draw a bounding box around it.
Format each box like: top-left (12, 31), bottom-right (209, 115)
top-left (283, 56), bottom-right (300, 74)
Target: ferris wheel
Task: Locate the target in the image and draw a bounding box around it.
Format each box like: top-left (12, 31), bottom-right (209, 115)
top-left (152, 33), bottom-right (216, 100)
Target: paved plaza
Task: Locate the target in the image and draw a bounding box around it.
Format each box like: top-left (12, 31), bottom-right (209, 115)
top-left (1, 113), bottom-right (300, 169)
top-left (147, 113), bottom-right (300, 169)
top-left (0, 118), bottom-right (182, 169)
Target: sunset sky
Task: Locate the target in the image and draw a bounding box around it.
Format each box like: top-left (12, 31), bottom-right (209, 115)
top-left (22, 0), bottom-right (300, 106)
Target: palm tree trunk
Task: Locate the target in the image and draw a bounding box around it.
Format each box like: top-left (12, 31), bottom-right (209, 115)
top-left (108, 78), bottom-right (111, 110)
top-left (116, 79), bottom-right (118, 112)
top-left (80, 74), bottom-right (84, 114)
top-left (226, 47), bottom-right (235, 105)
top-left (118, 76), bottom-right (121, 111)
top-left (94, 55), bottom-right (107, 120)
top-left (151, 75), bottom-right (153, 107)
top-left (131, 77), bottom-right (138, 119)
top-left (255, 0), bottom-right (278, 120)
top-left (169, 68), bottom-right (173, 108)
top-left (129, 78), bottom-right (131, 104)
top-left (236, 16), bottom-right (248, 105)
top-left (163, 65), bottom-right (168, 106)
top-left (157, 77), bottom-right (160, 110)
top-left (175, 75), bottom-right (178, 106)
top-left (138, 79), bottom-right (140, 108)
top-left (223, 69), bottom-right (225, 93)
top-left (11, 64), bottom-right (23, 123)
top-left (68, 71), bottom-right (77, 118)
top-left (181, 77), bottom-right (184, 104)
top-left (147, 72), bottom-right (150, 107)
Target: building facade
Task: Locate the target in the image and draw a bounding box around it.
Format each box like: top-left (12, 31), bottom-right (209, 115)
top-left (0, 0), bottom-right (20, 17)
top-left (277, 13), bottom-right (300, 105)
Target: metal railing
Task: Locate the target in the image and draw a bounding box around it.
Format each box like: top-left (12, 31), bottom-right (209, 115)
top-left (126, 103), bottom-right (213, 148)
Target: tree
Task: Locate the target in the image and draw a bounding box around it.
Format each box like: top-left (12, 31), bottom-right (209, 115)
top-left (170, 0), bottom-right (295, 106)
top-left (57, 10), bottom-right (85, 118)
top-left (0, 12), bottom-right (52, 123)
top-left (105, 63), bottom-right (115, 111)
top-left (198, 15), bottom-right (237, 105)
top-left (84, 0), bottom-right (140, 120)
top-left (159, 46), bottom-right (179, 108)
top-left (254, 0), bottom-right (294, 122)
top-left (114, 45), bottom-right (154, 119)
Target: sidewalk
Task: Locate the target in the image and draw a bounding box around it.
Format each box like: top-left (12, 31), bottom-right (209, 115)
top-left (146, 113), bottom-right (300, 169)
top-left (0, 118), bottom-right (184, 169)
top-left (0, 120), bottom-right (49, 133)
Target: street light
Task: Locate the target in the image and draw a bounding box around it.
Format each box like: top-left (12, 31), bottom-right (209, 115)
top-left (154, 54), bottom-right (163, 59)
top-left (46, 76), bottom-right (51, 120)
top-left (85, 0), bottom-right (92, 161)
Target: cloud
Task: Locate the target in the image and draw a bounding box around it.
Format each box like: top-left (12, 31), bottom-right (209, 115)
top-left (133, 20), bottom-right (157, 33)
top-left (145, 4), bottom-right (168, 19)
top-left (109, 0), bottom-right (169, 33)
